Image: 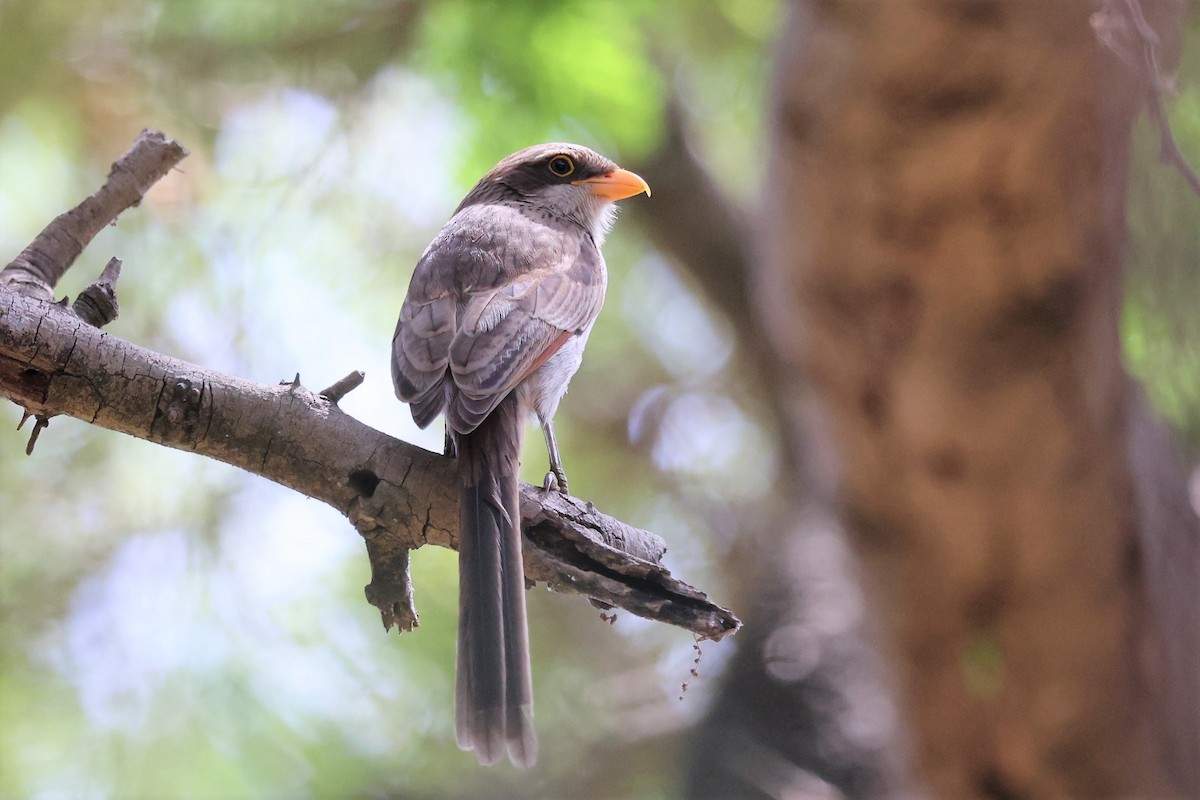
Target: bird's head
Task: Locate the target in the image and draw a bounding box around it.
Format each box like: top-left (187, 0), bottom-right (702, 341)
top-left (459, 143), bottom-right (650, 245)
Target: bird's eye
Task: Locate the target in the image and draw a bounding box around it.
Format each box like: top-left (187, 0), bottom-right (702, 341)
top-left (548, 155), bottom-right (575, 177)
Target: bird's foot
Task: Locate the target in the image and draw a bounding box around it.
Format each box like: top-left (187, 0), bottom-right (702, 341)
top-left (542, 468), bottom-right (569, 495)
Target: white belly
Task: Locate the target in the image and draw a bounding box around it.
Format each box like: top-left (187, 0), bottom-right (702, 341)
top-left (520, 329), bottom-right (590, 424)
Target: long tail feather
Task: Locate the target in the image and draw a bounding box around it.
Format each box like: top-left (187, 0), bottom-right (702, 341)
top-left (454, 393), bottom-right (537, 768)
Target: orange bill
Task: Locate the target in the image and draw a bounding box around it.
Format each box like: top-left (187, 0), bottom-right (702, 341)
top-left (574, 168), bottom-right (651, 201)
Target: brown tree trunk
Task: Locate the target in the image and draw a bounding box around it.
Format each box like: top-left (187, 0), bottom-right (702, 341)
top-left (689, 0), bottom-right (1198, 797)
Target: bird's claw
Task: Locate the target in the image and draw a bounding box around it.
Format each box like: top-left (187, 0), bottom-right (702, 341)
top-left (542, 468), bottom-right (569, 495)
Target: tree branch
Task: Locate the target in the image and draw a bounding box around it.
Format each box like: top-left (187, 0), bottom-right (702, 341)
top-left (0, 129), bottom-right (741, 642)
top-left (0, 130), bottom-right (187, 300)
top-left (0, 288), bottom-right (739, 639)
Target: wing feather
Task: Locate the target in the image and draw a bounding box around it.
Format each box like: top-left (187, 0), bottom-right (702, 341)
top-left (392, 204), bottom-right (606, 433)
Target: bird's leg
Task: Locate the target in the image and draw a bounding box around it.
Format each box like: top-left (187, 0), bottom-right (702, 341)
top-left (540, 419), bottom-right (569, 494)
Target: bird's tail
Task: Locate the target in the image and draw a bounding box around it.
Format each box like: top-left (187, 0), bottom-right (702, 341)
top-left (454, 392), bottom-right (537, 768)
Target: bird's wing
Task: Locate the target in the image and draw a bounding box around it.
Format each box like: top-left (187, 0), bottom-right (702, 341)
top-left (392, 204), bottom-right (606, 433)
top-left (392, 234), bottom-right (459, 428)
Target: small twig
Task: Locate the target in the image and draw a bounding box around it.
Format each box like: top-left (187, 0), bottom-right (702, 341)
top-left (1122, 0), bottom-right (1200, 194)
top-left (72, 257), bottom-right (123, 328)
top-left (0, 130), bottom-right (188, 300)
top-left (1093, 0), bottom-right (1200, 198)
top-left (320, 370), bottom-right (365, 404)
top-left (24, 415), bottom-right (49, 455)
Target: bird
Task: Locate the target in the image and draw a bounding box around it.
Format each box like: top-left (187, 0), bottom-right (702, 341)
top-left (391, 143), bottom-right (650, 767)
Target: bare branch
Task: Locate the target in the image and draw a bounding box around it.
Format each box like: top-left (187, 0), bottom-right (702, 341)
top-left (0, 288), bottom-right (741, 640)
top-left (0, 130), bottom-right (187, 300)
top-left (1093, 0), bottom-right (1200, 197)
top-left (24, 414), bottom-right (50, 455)
top-left (320, 370), bottom-right (366, 404)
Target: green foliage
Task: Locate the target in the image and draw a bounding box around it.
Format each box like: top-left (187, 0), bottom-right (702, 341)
top-left (415, 0), bottom-right (665, 172)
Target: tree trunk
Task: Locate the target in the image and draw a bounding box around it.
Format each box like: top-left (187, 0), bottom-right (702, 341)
top-left (691, 0), bottom-right (1198, 797)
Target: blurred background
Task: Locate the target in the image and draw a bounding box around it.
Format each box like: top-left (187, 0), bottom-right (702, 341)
top-left (0, 2), bottom-right (1196, 798)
